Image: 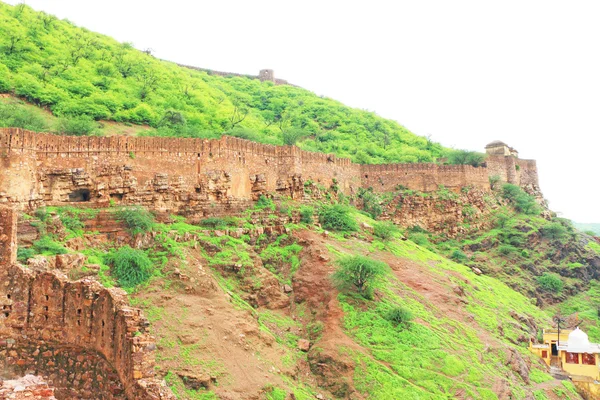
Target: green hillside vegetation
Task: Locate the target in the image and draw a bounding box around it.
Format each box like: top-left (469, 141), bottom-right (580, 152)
top-left (0, 2), bottom-right (486, 165)
top-left (16, 200), bottom-right (562, 399)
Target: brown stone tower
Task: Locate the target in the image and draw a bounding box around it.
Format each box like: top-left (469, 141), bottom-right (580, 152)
top-left (259, 69), bottom-right (275, 82)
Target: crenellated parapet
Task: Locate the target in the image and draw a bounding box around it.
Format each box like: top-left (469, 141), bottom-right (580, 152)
top-left (0, 128), bottom-right (540, 211)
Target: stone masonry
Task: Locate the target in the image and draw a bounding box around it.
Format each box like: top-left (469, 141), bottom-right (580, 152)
top-left (0, 128), bottom-right (539, 213)
top-left (0, 207), bottom-right (175, 400)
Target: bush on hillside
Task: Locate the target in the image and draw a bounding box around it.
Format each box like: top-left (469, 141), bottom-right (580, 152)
top-left (255, 195), bottom-right (275, 210)
top-left (537, 273), bottom-right (563, 293)
top-left (32, 235), bottom-right (67, 255)
top-left (318, 204), bottom-right (358, 231)
top-left (385, 306), bottom-right (413, 329)
top-left (357, 188), bottom-right (384, 220)
top-left (299, 206), bottom-right (314, 224)
top-left (17, 247), bottom-right (35, 263)
top-left (373, 221), bottom-right (399, 241)
top-left (541, 222), bottom-right (568, 241)
top-left (55, 116), bottom-right (99, 136)
top-left (332, 255), bottom-right (387, 296)
top-left (0, 101), bottom-right (48, 131)
top-left (115, 206), bottom-right (154, 234)
top-left (450, 249), bottom-right (469, 263)
top-left (199, 217), bottom-right (237, 229)
top-left (105, 246), bottom-right (153, 288)
top-left (501, 184), bottom-right (541, 215)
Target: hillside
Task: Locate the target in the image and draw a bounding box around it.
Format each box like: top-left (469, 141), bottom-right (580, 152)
top-left (2, 2), bottom-right (600, 400)
top-left (0, 1), bottom-right (472, 165)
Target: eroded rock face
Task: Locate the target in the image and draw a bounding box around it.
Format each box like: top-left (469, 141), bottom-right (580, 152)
top-left (383, 189), bottom-right (495, 237)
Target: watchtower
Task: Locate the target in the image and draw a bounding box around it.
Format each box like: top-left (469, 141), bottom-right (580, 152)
top-left (485, 140), bottom-right (518, 157)
top-left (259, 69), bottom-right (275, 82)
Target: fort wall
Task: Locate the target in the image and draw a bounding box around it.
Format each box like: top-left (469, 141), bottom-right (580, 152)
top-left (0, 207), bottom-right (174, 400)
top-left (0, 128), bottom-right (538, 212)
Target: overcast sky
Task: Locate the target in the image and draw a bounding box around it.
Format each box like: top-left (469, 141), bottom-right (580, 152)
top-left (7, 0), bottom-right (600, 222)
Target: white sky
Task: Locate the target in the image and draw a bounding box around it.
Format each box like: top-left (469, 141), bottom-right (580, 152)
top-left (7, 0), bottom-right (600, 222)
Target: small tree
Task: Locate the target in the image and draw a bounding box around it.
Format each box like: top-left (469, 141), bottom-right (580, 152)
top-left (332, 255), bottom-right (387, 295)
top-left (282, 128), bottom-right (308, 146)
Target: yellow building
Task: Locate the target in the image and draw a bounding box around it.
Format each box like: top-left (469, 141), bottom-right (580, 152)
top-left (530, 327), bottom-right (600, 380)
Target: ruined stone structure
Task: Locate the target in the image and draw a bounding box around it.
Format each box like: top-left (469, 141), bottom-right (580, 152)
top-left (485, 140), bottom-right (540, 193)
top-left (0, 129), bottom-right (539, 214)
top-left (0, 207), bottom-right (175, 399)
top-left (174, 64), bottom-right (291, 85)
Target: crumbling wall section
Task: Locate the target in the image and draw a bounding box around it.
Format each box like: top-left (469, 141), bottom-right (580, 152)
top-left (0, 207), bottom-right (174, 400)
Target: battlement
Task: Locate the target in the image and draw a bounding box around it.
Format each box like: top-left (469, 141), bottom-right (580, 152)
top-left (174, 64), bottom-right (291, 86)
top-left (0, 128), bottom-right (539, 210)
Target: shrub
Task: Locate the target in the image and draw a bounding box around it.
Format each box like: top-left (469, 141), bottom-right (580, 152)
top-left (541, 222), bottom-right (568, 241)
top-left (282, 128), bottom-right (308, 146)
top-left (199, 217), bottom-right (237, 229)
top-left (447, 149), bottom-right (486, 167)
top-left (489, 175), bottom-right (501, 190)
top-left (299, 206), bottom-right (314, 224)
top-left (385, 306), bottom-right (413, 328)
top-left (105, 246), bottom-right (153, 288)
top-left (537, 273), bottom-right (563, 293)
top-left (318, 204), bottom-right (358, 231)
top-left (373, 221), bottom-right (399, 241)
top-left (32, 236), bottom-right (67, 255)
top-left (498, 244), bottom-right (518, 256)
top-left (255, 195), bottom-right (275, 210)
top-left (410, 232), bottom-right (430, 246)
top-left (501, 184), bottom-right (541, 215)
top-left (115, 206), bottom-right (154, 234)
top-left (331, 255), bottom-right (387, 295)
top-left (55, 116), bottom-right (99, 136)
top-left (450, 249), bottom-right (468, 263)
top-left (0, 101), bottom-right (48, 131)
top-left (357, 188), bottom-right (384, 220)
top-left (17, 247), bottom-right (36, 262)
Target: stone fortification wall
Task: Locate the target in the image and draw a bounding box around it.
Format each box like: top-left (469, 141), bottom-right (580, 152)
top-left (360, 163), bottom-right (489, 192)
top-left (174, 64), bottom-right (291, 85)
top-left (486, 155), bottom-right (539, 189)
top-left (0, 208), bottom-right (174, 400)
top-left (0, 128), bottom-right (538, 212)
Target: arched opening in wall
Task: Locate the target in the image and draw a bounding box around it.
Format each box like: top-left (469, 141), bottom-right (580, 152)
top-left (110, 193), bottom-right (124, 203)
top-left (68, 189), bottom-right (91, 202)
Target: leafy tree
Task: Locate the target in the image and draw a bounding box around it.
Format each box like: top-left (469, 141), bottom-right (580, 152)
top-left (282, 128), bottom-right (308, 146)
top-left (332, 255), bottom-right (387, 295)
top-left (55, 116), bottom-right (99, 136)
top-left (447, 149), bottom-right (486, 167)
top-left (501, 184), bottom-right (541, 215)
